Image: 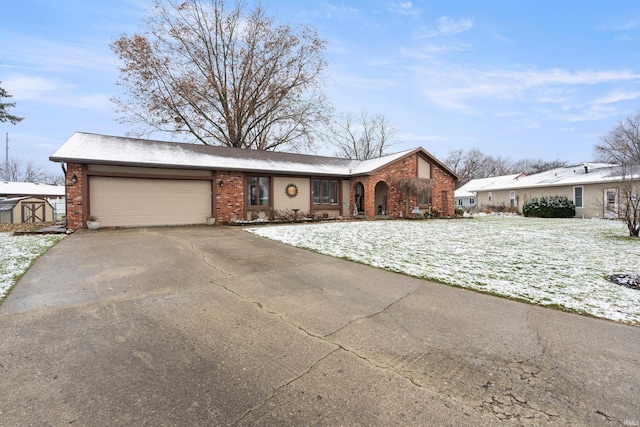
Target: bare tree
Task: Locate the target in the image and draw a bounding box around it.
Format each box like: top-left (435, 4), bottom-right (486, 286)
top-left (511, 158), bottom-right (568, 175)
top-left (111, 0), bottom-right (330, 151)
top-left (328, 111), bottom-right (397, 160)
top-left (595, 111), bottom-right (640, 237)
top-left (445, 148), bottom-right (487, 187)
top-left (483, 155), bottom-right (513, 177)
top-left (596, 112), bottom-right (640, 165)
top-left (445, 148), bottom-right (568, 187)
top-left (0, 158), bottom-right (63, 185)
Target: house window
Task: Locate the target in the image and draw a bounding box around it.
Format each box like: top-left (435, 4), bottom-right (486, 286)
top-left (458, 199), bottom-right (463, 206)
top-left (488, 192), bottom-right (492, 202)
top-left (470, 198), bottom-right (475, 205)
top-left (313, 179), bottom-right (339, 206)
top-left (418, 187), bottom-right (432, 205)
top-left (574, 186), bottom-right (583, 208)
top-left (509, 191), bottom-right (516, 207)
top-left (247, 176), bottom-right (270, 207)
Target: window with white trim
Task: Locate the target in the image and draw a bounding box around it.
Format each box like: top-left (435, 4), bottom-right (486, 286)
top-left (573, 186), bottom-right (583, 208)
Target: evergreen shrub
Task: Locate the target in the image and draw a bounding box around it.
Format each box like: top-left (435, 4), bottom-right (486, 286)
top-left (522, 196), bottom-right (576, 218)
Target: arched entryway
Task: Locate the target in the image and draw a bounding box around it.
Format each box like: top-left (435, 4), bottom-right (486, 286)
top-left (354, 182), bottom-right (365, 215)
top-left (374, 181), bottom-right (389, 216)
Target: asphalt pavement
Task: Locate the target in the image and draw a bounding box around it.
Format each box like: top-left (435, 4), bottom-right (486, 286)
top-left (0, 226), bottom-right (638, 426)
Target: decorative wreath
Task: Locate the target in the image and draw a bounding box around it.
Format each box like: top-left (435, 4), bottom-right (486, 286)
top-left (285, 183), bottom-right (298, 198)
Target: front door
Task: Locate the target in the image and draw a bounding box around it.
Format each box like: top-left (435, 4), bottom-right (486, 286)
top-left (604, 188), bottom-right (618, 219)
top-left (354, 183), bottom-right (364, 215)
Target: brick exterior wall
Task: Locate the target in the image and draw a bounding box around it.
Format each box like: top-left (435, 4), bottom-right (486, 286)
top-left (62, 152), bottom-right (455, 229)
top-left (349, 153), bottom-right (455, 218)
top-left (65, 162), bottom-right (85, 230)
top-left (215, 171), bottom-right (244, 222)
top-left (431, 163), bottom-right (455, 216)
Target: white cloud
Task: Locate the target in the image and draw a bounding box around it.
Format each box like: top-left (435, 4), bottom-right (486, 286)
top-left (399, 132), bottom-right (447, 142)
top-left (1, 35), bottom-right (116, 75)
top-left (595, 18), bottom-right (640, 31)
top-left (317, 2), bottom-right (358, 19)
top-left (591, 89), bottom-right (640, 105)
top-left (438, 16), bottom-right (473, 35)
top-left (3, 76), bottom-right (67, 100)
top-left (388, 2), bottom-right (421, 17)
top-left (414, 66), bottom-right (640, 116)
top-left (400, 42), bottom-right (470, 58)
top-left (3, 75), bottom-right (112, 112)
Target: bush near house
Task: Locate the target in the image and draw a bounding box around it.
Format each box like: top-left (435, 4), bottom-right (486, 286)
top-left (481, 205), bottom-right (519, 214)
top-left (523, 196), bottom-right (575, 218)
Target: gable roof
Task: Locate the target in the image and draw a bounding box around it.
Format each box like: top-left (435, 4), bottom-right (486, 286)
top-left (49, 132), bottom-right (457, 179)
top-left (0, 196), bottom-right (27, 210)
top-left (0, 182), bottom-right (65, 197)
top-left (470, 163), bottom-right (627, 192)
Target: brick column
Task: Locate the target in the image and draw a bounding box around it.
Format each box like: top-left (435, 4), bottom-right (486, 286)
top-left (65, 163), bottom-right (85, 230)
top-left (215, 171), bottom-right (245, 223)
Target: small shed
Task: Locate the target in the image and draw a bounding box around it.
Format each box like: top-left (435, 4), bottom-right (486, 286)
top-left (0, 197), bottom-right (55, 224)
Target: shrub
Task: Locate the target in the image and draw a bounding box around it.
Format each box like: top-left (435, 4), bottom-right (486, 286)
top-left (522, 196), bottom-right (576, 218)
top-left (482, 205), bottom-right (519, 214)
top-left (454, 207), bottom-right (464, 216)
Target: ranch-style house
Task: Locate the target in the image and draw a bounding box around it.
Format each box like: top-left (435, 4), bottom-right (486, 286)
top-left (50, 132), bottom-right (458, 230)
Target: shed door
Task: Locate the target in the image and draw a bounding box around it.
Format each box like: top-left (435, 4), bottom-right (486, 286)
top-left (22, 203), bottom-right (46, 223)
top-left (89, 177), bottom-right (212, 227)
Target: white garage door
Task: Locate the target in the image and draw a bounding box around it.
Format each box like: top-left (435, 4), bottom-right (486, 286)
top-left (90, 177), bottom-right (212, 227)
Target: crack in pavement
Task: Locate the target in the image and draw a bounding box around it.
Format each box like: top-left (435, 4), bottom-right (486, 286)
top-left (231, 347), bottom-right (341, 426)
top-left (150, 231), bottom-right (612, 425)
top-left (150, 232), bottom-right (234, 278)
top-left (323, 283), bottom-right (422, 339)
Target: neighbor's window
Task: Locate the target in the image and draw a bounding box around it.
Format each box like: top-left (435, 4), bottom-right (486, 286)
top-left (509, 191), bottom-right (516, 207)
top-left (247, 176), bottom-right (270, 207)
top-left (470, 198), bottom-right (475, 205)
top-left (488, 192), bottom-right (492, 202)
top-left (574, 186), bottom-right (583, 208)
top-left (312, 179), bottom-right (339, 205)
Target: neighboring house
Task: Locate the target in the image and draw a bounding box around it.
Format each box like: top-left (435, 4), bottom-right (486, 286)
top-left (471, 163), bottom-right (630, 219)
top-left (454, 174), bottom-right (524, 211)
top-left (49, 132), bottom-right (458, 230)
top-left (0, 181), bottom-right (65, 221)
top-left (0, 196), bottom-right (56, 224)
top-left (454, 186), bottom-right (476, 209)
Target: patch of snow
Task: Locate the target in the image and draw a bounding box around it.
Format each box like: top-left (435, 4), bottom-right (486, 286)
top-left (247, 217), bottom-right (640, 325)
top-left (0, 233), bottom-right (65, 302)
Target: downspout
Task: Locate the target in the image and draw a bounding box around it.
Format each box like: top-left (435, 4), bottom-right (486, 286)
top-left (61, 163), bottom-right (67, 228)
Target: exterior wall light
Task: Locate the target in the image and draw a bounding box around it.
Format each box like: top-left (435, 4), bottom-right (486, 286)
top-left (218, 180), bottom-right (224, 187)
top-left (71, 174), bottom-right (78, 184)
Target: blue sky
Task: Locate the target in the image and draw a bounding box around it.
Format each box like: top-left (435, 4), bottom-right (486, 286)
top-left (2, 0), bottom-right (640, 176)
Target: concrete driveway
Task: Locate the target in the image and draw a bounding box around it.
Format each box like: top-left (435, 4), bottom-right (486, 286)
top-left (0, 226), bottom-right (638, 426)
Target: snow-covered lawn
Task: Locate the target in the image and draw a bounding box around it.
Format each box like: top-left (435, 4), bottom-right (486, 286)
top-left (0, 233), bottom-right (65, 303)
top-left (247, 216), bottom-right (640, 325)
